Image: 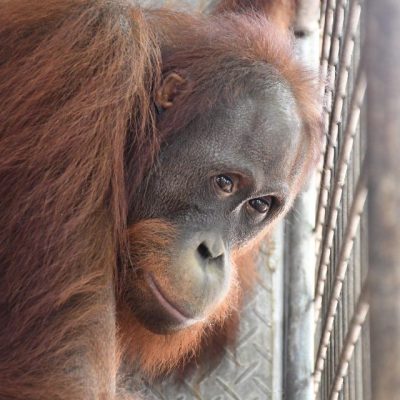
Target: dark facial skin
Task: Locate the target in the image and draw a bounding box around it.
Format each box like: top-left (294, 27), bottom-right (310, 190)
top-left (129, 78), bottom-right (304, 334)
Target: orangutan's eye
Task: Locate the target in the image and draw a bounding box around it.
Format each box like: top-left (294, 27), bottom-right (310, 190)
top-left (248, 196), bottom-right (273, 214)
top-left (214, 175), bottom-right (234, 194)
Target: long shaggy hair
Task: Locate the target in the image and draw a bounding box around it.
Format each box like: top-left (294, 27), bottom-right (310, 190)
top-left (0, 0), bottom-right (321, 398)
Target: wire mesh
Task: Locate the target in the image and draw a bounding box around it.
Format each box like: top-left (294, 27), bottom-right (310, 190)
top-left (313, 1), bottom-right (371, 399)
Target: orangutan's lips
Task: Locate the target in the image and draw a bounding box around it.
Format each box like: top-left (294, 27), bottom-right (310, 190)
top-left (145, 273), bottom-right (201, 326)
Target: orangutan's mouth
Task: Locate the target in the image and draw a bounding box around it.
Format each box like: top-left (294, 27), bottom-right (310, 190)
top-left (144, 273), bottom-right (201, 327)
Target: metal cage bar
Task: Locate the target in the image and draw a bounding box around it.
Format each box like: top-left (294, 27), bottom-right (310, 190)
top-left (315, 0), bottom-right (362, 277)
top-left (328, 293), bottom-right (369, 400)
top-left (314, 65), bottom-right (366, 323)
top-left (314, 165), bottom-right (367, 395)
top-left (312, 0), bottom-right (371, 399)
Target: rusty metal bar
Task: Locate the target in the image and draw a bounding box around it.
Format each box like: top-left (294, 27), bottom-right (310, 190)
top-left (328, 293), bottom-right (369, 400)
top-left (313, 166), bottom-right (367, 396)
top-left (315, 0), bottom-right (362, 258)
top-left (366, 0), bottom-right (400, 398)
top-left (314, 67), bottom-right (366, 323)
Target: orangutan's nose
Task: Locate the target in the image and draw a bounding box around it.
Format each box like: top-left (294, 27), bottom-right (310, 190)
top-left (196, 233), bottom-right (225, 262)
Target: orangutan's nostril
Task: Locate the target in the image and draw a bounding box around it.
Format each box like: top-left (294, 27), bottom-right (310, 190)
top-left (197, 242), bottom-right (213, 260)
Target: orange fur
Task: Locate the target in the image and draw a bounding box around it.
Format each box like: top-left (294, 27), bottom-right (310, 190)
top-left (118, 220), bottom-right (239, 378)
top-left (215, 0), bottom-right (297, 31)
top-left (0, 1), bottom-right (158, 398)
top-left (0, 0), bottom-right (321, 398)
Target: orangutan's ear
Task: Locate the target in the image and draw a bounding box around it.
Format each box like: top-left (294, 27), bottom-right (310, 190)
top-left (155, 72), bottom-right (187, 110)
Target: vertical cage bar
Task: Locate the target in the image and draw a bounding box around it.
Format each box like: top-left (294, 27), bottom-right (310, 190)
top-left (328, 294), bottom-right (369, 400)
top-left (314, 167), bottom-right (367, 396)
top-left (314, 66), bottom-right (366, 323)
top-left (313, 0), bottom-right (370, 398)
top-left (283, 2), bottom-right (320, 398)
top-left (366, 0), bottom-right (400, 398)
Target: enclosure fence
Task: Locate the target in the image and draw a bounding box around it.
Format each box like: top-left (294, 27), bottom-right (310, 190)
top-left (313, 1), bottom-right (369, 399)
top-left (307, 0), bottom-right (400, 399)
